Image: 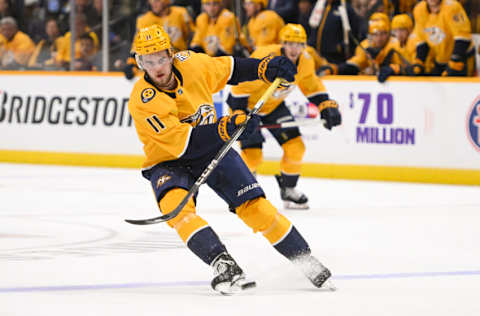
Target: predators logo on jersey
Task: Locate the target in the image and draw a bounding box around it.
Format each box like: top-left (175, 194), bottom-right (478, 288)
top-left (180, 104), bottom-right (216, 126)
top-left (175, 50), bottom-right (191, 62)
top-left (156, 175), bottom-right (172, 188)
top-left (141, 88), bottom-right (156, 103)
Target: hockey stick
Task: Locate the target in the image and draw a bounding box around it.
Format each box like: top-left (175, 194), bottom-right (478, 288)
top-left (259, 118), bottom-right (326, 129)
top-left (125, 78), bottom-right (283, 225)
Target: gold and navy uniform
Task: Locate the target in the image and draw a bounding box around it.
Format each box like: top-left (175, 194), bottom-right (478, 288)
top-left (0, 31), bottom-right (35, 67)
top-left (129, 51), bottom-right (232, 169)
top-left (343, 37), bottom-right (403, 74)
top-left (136, 7), bottom-right (194, 51)
top-left (56, 31), bottom-right (99, 63)
top-left (246, 10), bottom-right (284, 48)
top-left (191, 8), bottom-right (248, 56)
top-left (130, 51), bottom-right (300, 257)
top-left (413, 0), bottom-right (474, 75)
top-left (397, 32), bottom-right (435, 73)
top-left (228, 44), bottom-right (329, 184)
top-left (230, 44), bottom-right (327, 115)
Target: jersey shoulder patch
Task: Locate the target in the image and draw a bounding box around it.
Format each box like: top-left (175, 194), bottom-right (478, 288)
top-left (141, 88), bottom-right (156, 103)
top-left (174, 50), bottom-right (192, 62)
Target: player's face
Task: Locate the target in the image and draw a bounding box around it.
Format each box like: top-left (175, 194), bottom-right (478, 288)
top-left (149, 0), bottom-right (169, 14)
top-left (370, 30), bottom-right (389, 48)
top-left (392, 28), bottom-right (409, 45)
top-left (203, 1), bottom-right (222, 18)
top-left (141, 50), bottom-right (174, 87)
top-left (244, 2), bottom-right (259, 18)
top-left (283, 41), bottom-right (305, 64)
top-left (426, 0), bottom-right (442, 9)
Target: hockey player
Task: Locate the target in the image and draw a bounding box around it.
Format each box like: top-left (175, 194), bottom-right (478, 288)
top-left (128, 25), bottom-right (334, 294)
top-left (320, 15), bottom-right (404, 82)
top-left (120, 0), bottom-right (194, 79)
top-left (189, 0), bottom-right (250, 57)
top-left (391, 13), bottom-right (435, 74)
top-left (226, 24), bottom-right (342, 210)
top-left (412, 0), bottom-right (475, 76)
top-left (243, 0), bottom-right (285, 49)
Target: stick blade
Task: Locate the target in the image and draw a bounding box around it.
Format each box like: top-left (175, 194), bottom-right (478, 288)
top-left (124, 214), bottom-right (170, 225)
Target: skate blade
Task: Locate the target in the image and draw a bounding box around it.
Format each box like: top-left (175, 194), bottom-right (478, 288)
top-left (215, 279), bottom-right (257, 295)
top-left (283, 201), bottom-right (310, 210)
top-left (318, 280), bottom-right (337, 292)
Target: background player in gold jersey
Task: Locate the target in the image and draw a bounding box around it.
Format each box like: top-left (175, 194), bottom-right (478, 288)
top-left (227, 24), bottom-right (342, 210)
top-left (412, 0), bottom-right (475, 76)
top-left (128, 24), bottom-right (335, 294)
top-left (243, 0), bottom-right (285, 49)
top-left (190, 0), bottom-right (249, 57)
top-left (320, 14), bottom-right (404, 82)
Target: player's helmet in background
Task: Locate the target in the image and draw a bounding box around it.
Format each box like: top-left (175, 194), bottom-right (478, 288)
top-left (134, 24), bottom-right (172, 56)
top-left (369, 19), bottom-right (390, 34)
top-left (244, 0), bottom-right (268, 9)
top-left (369, 12), bottom-right (391, 32)
top-left (391, 14), bottom-right (413, 31)
top-left (279, 24), bottom-right (307, 44)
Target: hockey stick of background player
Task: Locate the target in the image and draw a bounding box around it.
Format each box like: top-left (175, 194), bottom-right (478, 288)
top-left (229, 0), bottom-right (250, 57)
top-left (348, 30), bottom-right (379, 74)
top-left (259, 118), bottom-right (326, 129)
top-left (338, 0), bottom-right (351, 58)
top-left (125, 78), bottom-right (284, 225)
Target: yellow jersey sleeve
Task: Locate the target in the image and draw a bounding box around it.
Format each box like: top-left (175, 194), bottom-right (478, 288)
top-left (348, 40), bottom-right (369, 70)
top-left (297, 50), bottom-right (326, 98)
top-left (445, 1), bottom-right (471, 40)
top-left (195, 53), bottom-right (234, 93)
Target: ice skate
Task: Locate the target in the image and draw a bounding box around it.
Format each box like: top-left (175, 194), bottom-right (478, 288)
top-left (275, 174), bottom-right (309, 210)
top-left (294, 254), bottom-right (336, 291)
top-left (211, 252), bottom-right (256, 295)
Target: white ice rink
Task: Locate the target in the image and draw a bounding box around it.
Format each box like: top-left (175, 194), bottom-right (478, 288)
top-left (1, 163), bottom-right (479, 316)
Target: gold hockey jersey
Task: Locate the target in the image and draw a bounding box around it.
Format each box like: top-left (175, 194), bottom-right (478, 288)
top-left (128, 51), bottom-right (233, 169)
top-left (191, 8), bottom-right (247, 56)
top-left (136, 6), bottom-right (194, 51)
top-left (347, 37), bottom-right (403, 72)
top-left (230, 44), bottom-right (326, 115)
top-left (56, 31), bottom-right (99, 63)
top-left (413, 0), bottom-right (472, 64)
top-left (246, 10), bottom-right (284, 48)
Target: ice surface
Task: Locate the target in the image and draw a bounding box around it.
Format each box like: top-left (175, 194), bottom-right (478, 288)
top-left (1, 163), bottom-right (479, 316)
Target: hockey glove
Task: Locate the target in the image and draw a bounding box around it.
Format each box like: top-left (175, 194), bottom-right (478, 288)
top-left (378, 64), bottom-right (400, 83)
top-left (316, 64), bottom-right (338, 76)
top-left (318, 100), bottom-right (341, 130)
top-left (258, 55), bottom-right (297, 83)
top-left (406, 60), bottom-right (425, 76)
top-left (442, 60), bottom-right (465, 76)
top-left (217, 113), bottom-right (261, 142)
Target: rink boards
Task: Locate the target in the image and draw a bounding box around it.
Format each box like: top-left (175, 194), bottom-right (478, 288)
top-left (0, 71), bottom-right (479, 185)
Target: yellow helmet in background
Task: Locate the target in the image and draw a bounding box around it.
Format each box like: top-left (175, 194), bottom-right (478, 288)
top-left (369, 12), bottom-right (391, 32)
top-left (391, 14), bottom-right (413, 31)
top-left (279, 24), bottom-right (307, 44)
top-left (244, 0), bottom-right (268, 8)
top-left (134, 24), bottom-right (172, 56)
top-left (369, 12), bottom-right (391, 33)
top-left (369, 19), bottom-right (390, 34)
